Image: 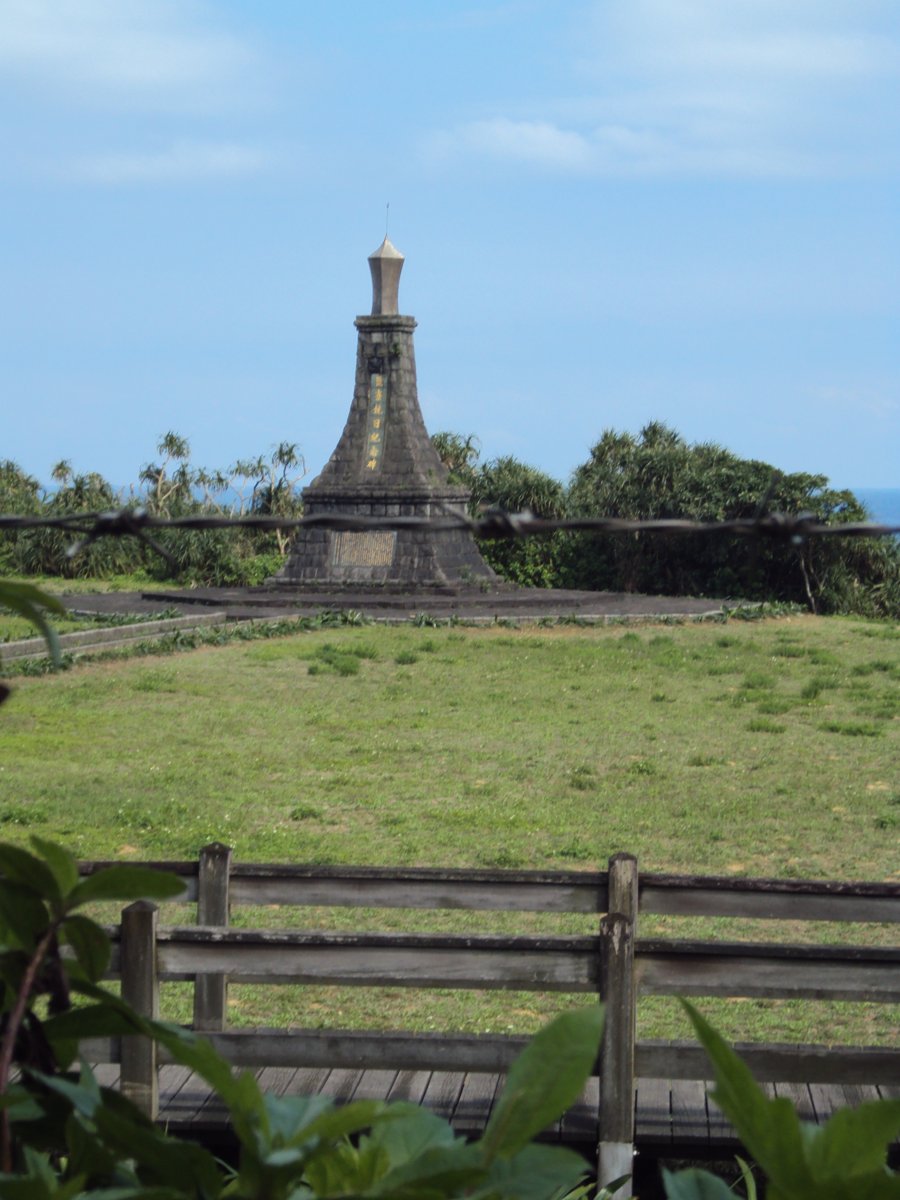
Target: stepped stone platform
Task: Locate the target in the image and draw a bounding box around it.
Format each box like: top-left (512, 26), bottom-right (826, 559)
top-left (62, 585), bottom-right (730, 625)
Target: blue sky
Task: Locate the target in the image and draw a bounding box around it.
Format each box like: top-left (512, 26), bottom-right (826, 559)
top-left (2, 1), bottom-right (898, 493)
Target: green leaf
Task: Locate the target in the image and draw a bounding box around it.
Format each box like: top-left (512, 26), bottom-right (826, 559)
top-left (93, 1104), bottom-right (222, 1198)
top-left (61, 913), bottom-right (111, 982)
top-left (257, 1091), bottom-right (335, 1145)
top-left (807, 1099), bottom-right (900, 1180)
top-left (292, 1096), bottom-right (387, 1148)
top-left (0, 842), bottom-right (62, 903)
top-left (482, 1004), bottom-right (604, 1161)
top-left (363, 1103), bottom-right (458, 1171)
top-left (365, 1140), bottom-right (486, 1198)
top-left (26, 1066), bottom-right (102, 1119)
top-left (680, 1001), bottom-right (814, 1195)
top-left (663, 1167), bottom-right (740, 1200)
top-left (478, 1143), bottom-right (591, 1200)
top-left (0, 1085), bottom-right (46, 1121)
top-left (0, 879), bottom-right (48, 948)
top-left (148, 1017), bottom-right (266, 1139)
top-left (734, 1155), bottom-right (758, 1200)
top-left (0, 581), bottom-right (65, 667)
top-left (29, 837), bottom-right (80, 898)
top-left (69, 865), bottom-right (186, 907)
top-left (42, 1003), bottom-right (140, 1043)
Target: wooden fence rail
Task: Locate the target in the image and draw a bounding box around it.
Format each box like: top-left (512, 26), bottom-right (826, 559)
top-left (80, 848), bottom-right (899, 1185)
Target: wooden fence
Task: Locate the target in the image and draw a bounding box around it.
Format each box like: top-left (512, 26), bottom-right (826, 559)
top-left (81, 848), bottom-right (900, 1183)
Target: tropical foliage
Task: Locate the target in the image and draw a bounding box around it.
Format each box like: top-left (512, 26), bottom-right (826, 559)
top-left (433, 433), bottom-right (568, 587)
top-left (433, 423), bottom-right (900, 616)
top-left (0, 435), bottom-right (305, 586)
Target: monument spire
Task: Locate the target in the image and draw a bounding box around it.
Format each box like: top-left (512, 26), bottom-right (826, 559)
top-left (368, 236), bottom-right (404, 316)
top-left (276, 241), bottom-right (494, 586)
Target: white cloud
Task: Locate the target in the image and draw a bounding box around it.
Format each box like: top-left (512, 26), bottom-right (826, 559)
top-left (430, 118), bottom-right (594, 171)
top-left (0, 0), bottom-right (256, 109)
top-left (72, 140), bottom-right (266, 184)
top-left (428, 0), bottom-right (900, 177)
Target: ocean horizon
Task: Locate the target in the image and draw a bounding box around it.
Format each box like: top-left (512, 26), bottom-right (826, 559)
top-left (852, 487), bottom-right (900, 527)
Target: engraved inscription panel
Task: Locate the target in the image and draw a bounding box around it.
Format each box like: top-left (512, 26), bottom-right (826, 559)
top-left (365, 373), bottom-right (387, 471)
top-left (332, 531), bottom-right (396, 567)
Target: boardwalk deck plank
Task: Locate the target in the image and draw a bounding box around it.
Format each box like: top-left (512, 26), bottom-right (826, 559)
top-left (283, 1066), bottom-right (333, 1098)
top-left (559, 1075), bottom-right (599, 1143)
top-left (93, 1064), bottom-right (121, 1089)
top-left (318, 1068), bottom-right (365, 1103)
top-left (254, 1066), bottom-right (302, 1097)
top-left (705, 1084), bottom-right (734, 1144)
top-left (774, 1080), bottom-right (816, 1122)
top-left (670, 1080), bottom-right (708, 1144)
top-left (635, 1077), bottom-right (671, 1144)
top-left (421, 1071), bottom-right (466, 1122)
top-left (386, 1069), bottom-right (432, 1105)
top-left (352, 1068), bottom-right (399, 1102)
top-left (149, 1069), bottom-right (896, 1153)
top-left (452, 1072), bottom-right (503, 1137)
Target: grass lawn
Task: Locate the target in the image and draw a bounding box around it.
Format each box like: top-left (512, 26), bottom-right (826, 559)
top-left (0, 613), bottom-right (897, 1045)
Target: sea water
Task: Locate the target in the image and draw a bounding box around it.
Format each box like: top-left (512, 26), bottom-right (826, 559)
top-left (852, 488), bottom-right (900, 528)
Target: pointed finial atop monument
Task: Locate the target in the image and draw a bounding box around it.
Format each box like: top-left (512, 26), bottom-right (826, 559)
top-left (368, 237), bottom-right (404, 316)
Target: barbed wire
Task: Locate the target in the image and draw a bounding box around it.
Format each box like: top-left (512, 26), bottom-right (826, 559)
top-left (0, 506), bottom-right (897, 564)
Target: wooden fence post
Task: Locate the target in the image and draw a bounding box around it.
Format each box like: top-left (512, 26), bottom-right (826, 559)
top-left (193, 841), bottom-right (232, 1032)
top-left (598, 853), bottom-right (638, 1188)
top-left (120, 900), bottom-right (159, 1119)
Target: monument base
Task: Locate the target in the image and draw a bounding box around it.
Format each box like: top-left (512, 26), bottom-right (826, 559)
top-left (274, 489), bottom-right (495, 587)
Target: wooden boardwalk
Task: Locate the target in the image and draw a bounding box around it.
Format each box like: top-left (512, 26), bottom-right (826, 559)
top-left (92, 1063), bottom-right (898, 1159)
top-left (82, 851), bottom-right (898, 1182)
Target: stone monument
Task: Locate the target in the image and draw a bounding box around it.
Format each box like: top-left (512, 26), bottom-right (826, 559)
top-left (275, 239), bottom-right (494, 587)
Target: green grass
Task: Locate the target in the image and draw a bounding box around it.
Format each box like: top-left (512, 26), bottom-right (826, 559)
top-left (0, 612), bottom-right (897, 1046)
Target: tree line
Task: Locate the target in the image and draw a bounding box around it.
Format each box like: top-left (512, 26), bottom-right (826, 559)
top-left (434, 423), bottom-right (899, 619)
top-left (0, 434), bottom-right (306, 586)
top-left (1, 424), bottom-right (897, 617)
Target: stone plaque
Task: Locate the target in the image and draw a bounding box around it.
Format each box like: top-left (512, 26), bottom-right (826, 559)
top-left (332, 531), bottom-right (396, 567)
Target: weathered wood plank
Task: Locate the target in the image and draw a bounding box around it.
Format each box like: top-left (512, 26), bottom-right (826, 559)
top-left (120, 901), bottom-right (158, 1119)
top-left (228, 865), bottom-right (609, 913)
top-left (350, 1068), bottom-right (399, 1103)
top-left (254, 1066), bottom-right (302, 1097)
top-left (636, 1041), bottom-right (900, 1085)
top-left (80, 858), bottom-right (899, 924)
top-left (283, 1066), bottom-right (333, 1099)
top-left (599, 911), bottom-right (636, 1145)
top-left (157, 1069), bottom-right (209, 1121)
top-left (421, 1071), bottom-right (467, 1122)
top-left (705, 1085), bottom-right (734, 1143)
top-left (634, 1077), bottom-right (671, 1143)
top-left (319, 1068), bottom-right (365, 1103)
top-left (202, 1028), bottom-right (531, 1072)
top-left (157, 930), bottom-right (599, 991)
top-left (452, 1072), bottom-right (503, 1137)
top-left (193, 842), bottom-right (232, 1033)
top-left (806, 1083), bottom-right (881, 1127)
top-left (670, 1079), bottom-right (708, 1143)
top-left (92, 1063), bottom-right (121, 1089)
top-left (773, 1080), bottom-right (816, 1121)
top-left (636, 941), bottom-right (899, 1001)
top-left (559, 1074), bottom-right (599, 1143)
top-left (386, 1069), bottom-right (432, 1105)
top-left (808, 1083), bottom-right (846, 1125)
top-left (640, 879), bottom-right (899, 923)
top-left (80, 1037), bottom-right (119, 1064)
